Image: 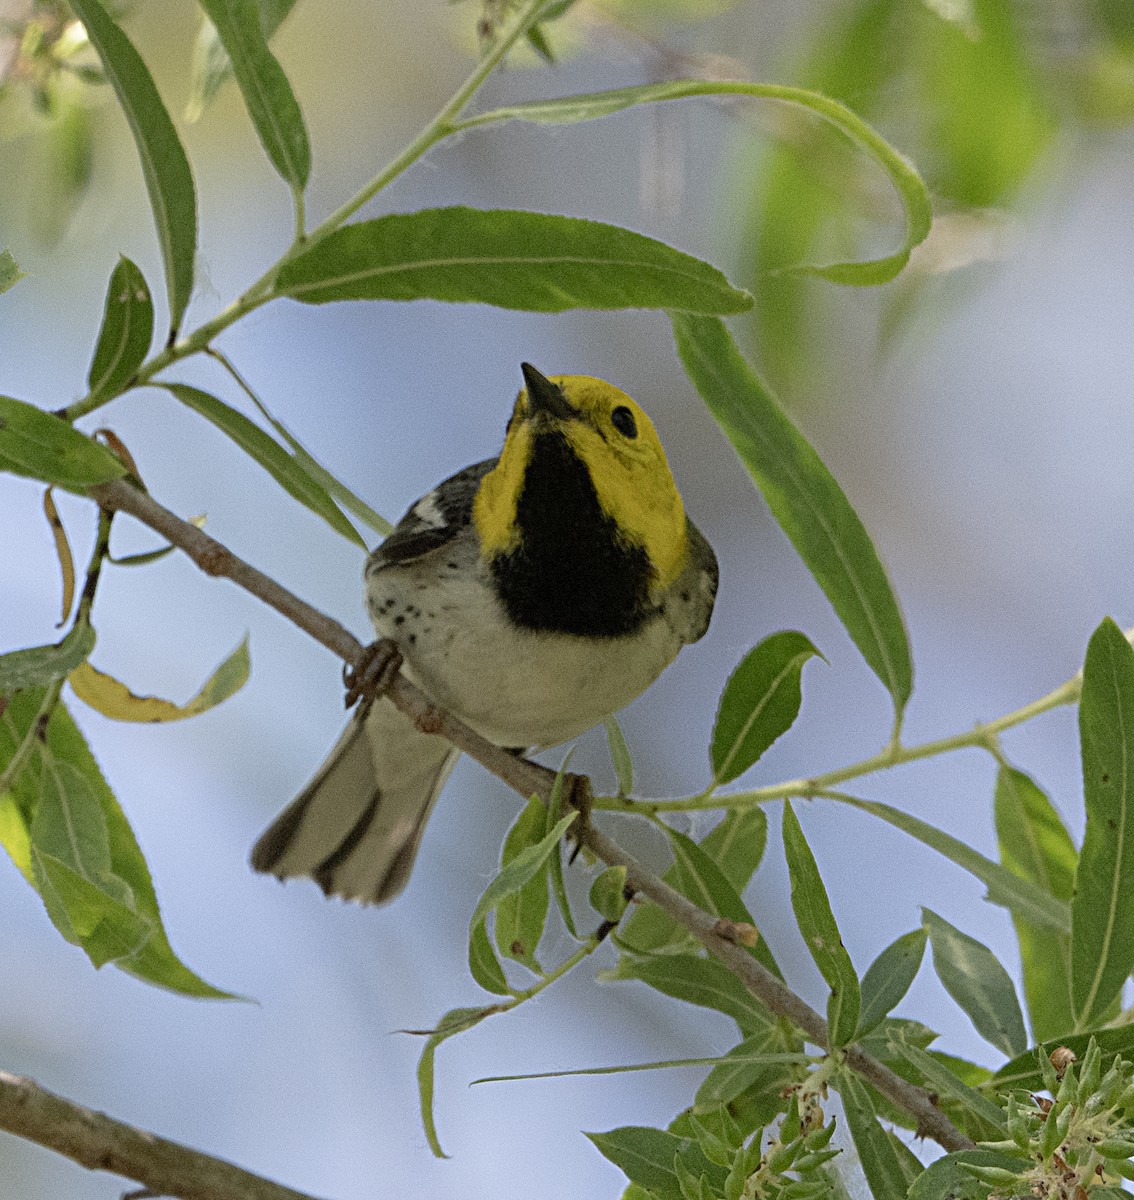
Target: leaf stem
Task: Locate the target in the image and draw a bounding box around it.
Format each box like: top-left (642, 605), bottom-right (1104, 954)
top-left (597, 672), bottom-right (1083, 815)
top-left (56, 0), bottom-right (551, 426)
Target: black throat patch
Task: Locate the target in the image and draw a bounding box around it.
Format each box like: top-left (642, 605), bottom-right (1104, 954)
top-left (489, 431), bottom-right (656, 638)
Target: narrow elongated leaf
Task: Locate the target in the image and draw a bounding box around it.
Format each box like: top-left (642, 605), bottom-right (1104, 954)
top-left (839, 1071), bottom-right (914, 1200)
top-left (187, 0), bottom-right (299, 119)
top-left (196, 0), bottom-right (310, 189)
top-left (888, 1040), bottom-right (1007, 1134)
top-left (69, 639), bottom-right (249, 723)
top-left (856, 927), bottom-right (927, 1037)
top-left (494, 795), bottom-right (550, 970)
top-left (782, 803), bottom-right (860, 1046)
top-left (468, 917), bottom-right (510, 996)
top-left (1071, 616), bottom-right (1134, 1029)
top-left (416, 1006), bottom-right (491, 1159)
top-left (165, 384), bottom-right (365, 546)
top-left (673, 315), bottom-right (912, 720)
top-left (234, 382), bottom-right (391, 535)
top-left (711, 631), bottom-right (822, 785)
top-left (43, 490), bottom-right (76, 624)
top-left (0, 249), bottom-right (25, 294)
top-left (604, 716), bottom-right (634, 796)
top-left (456, 80), bottom-right (931, 286)
top-left (617, 808), bottom-right (769, 962)
top-left (87, 256), bottom-right (153, 401)
top-left (701, 807), bottom-right (769, 892)
top-left (617, 953), bottom-right (773, 1036)
top-left (277, 208), bottom-right (753, 314)
top-left (1, 689), bottom-right (231, 995)
top-left (544, 763), bottom-right (578, 940)
top-left (994, 766), bottom-right (1076, 1041)
top-left (0, 621), bottom-right (96, 692)
top-left (923, 908), bottom-right (1027, 1058)
top-left (66, 0), bottom-right (196, 332)
top-left (824, 791), bottom-right (1070, 931)
top-left (469, 812), bottom-right (576, 932)
top-left (666, 827), bottom-right (782, 978)
top-left (0, 396), bottom-right (127, 491)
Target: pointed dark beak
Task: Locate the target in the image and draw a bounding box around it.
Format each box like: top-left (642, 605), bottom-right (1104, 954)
top-left (520, 362), bottom-right (574, 422)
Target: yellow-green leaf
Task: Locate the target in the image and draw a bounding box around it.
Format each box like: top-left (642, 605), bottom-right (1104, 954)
top-left (68, 638), bottom-right (249, 722)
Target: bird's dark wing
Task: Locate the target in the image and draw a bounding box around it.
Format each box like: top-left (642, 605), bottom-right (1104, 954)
top-left (369, 458), bottom-right (497, 567)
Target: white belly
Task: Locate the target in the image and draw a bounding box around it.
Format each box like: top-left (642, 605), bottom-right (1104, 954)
top-left (367, 554), bottom-right (682, 748)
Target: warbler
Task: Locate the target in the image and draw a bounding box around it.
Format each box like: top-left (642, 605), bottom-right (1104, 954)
top-left (252, 364), bottom-right (718, 904)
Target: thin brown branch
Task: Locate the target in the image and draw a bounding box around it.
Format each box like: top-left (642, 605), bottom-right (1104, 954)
top-left (0, 1070), bottom-right (325, 1200)
top-left (88, 477), bottom-right (975, 1155)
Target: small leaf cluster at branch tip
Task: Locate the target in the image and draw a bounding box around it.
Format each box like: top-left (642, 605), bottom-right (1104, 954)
top-left (959, 1039), bottom-right (1134, 1200)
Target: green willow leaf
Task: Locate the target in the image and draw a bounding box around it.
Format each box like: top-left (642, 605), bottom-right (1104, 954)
top-left (0, 395), bottom-right (126, 492)
top-left (616, 807), bottom-right (769, 962)
top-left (468, 917), bottom-right (510, 996)
top-left (455, 79), bottom-right (930, 286)
top-left (782, 802), bottom-right (860, 1047)
top-left (196, 0), bottom-right (310, 189)
top-left (711, 631), bottom-right (823, 785)
top-left (822, 791), bottom-right (1070, 932)
top-left (919, 0), bottom-right (1053, 209)
top-left (994, 765), bottom-right (1077, 1041)
top-left (908, 1150), bottom-right (1030, 1200)
top-left (469, 811), bottom-right (576, 933)
top-left (416, 1006), bottom-right (491, 1158)
top-left (604, 716), bottom-right (634, 796)
top-left (672, 314), bottom-right (912, 721)
top-left (694, 1030), bottom-right (799, 1109)
top-left (1071, 616), bottom-right (1134, 1029)
top-left (589, 866), bottom-right (629, 924)
top-left (586, 1127), bottom-right (724, 1200)
top-left (164, 384), bottom-right (364, 546)
top-left (0, 249), bottom-right (25, 294)
top-left (887, 1040), bottom-right (1006, 1134)
top-left (32, 848), bottom-right (152, 967)
top-left (0, 621), bottom-right (96, 693)
top-left (1, 689), bottom-right (232, 996)
top-left (616, 953), bottom-right (774, 1036)
top-left (856, 927), bottom-right (927, 1037)
top-left (186, 0), bottom-right (299, 120)
top-left (923, 908), bottom-right (1027, 1058)
top-left (990, 1025), bottom-right (1134, 1092)
top-left (839, 1071), bottom-right (915, 1200)
top-left (666, 827), bottom-right (782, 978)
top-left (494, 795), bottom-right (551, 971)
top-left (276, 208), bottom-right (753, 314)
top-left (66, 0), bottom-right (197, 333)
top-left (87, 256), bottom-right (154, 401)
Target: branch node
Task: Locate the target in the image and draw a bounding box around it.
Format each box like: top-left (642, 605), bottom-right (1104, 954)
top-left (197, 543), bottom-right (229, 577)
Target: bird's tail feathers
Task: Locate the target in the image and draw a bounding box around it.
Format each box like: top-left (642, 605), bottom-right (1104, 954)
top-left (251, 700), bottom-right (457, 905)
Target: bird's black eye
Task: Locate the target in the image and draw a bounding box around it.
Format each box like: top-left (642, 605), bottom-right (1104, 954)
top-left (611, 405), bottom-right (637, 439)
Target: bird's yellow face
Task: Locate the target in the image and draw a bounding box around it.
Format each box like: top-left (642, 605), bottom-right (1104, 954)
top-left (473, 373), bottom-right (689, 590)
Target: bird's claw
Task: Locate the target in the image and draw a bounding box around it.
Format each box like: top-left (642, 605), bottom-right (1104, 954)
top-left (343, 639), bottom-right (403, 711)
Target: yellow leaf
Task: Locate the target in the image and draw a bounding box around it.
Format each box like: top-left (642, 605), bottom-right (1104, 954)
top-left (43, 488), bottom-right (76, 627)
top-left (0, 792), bottom-right (33, 882)
top-left (68, 638), bottom-right (250, 722)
